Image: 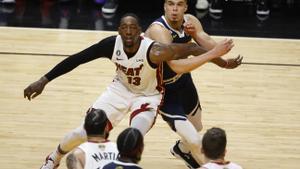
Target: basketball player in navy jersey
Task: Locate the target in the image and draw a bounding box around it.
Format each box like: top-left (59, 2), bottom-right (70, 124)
top-left (66, 108), bottom-right (118, 169)
top-left (103, 128), bottom-right (144, 169)
top-left (145, 0), bottom-right (243, 168)
top-left (24, 13), bottom-right (234, 169)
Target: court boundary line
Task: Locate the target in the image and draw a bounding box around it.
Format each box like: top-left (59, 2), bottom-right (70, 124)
top-left (1, 51), bottom-right (300, 67)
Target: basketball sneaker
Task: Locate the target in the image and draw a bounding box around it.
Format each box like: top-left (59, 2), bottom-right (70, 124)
top-left (102, 0), bottom-right (118, 14)
top-left (209, 0), bottom-right (223, 14)
top-left (170, 140), bottom-right (200, 169)
top-left (0, 0), bottom-right (15, 3)
top-left (256, 0), bottom-right (270, 15)
top-left (40, 155), bottom-right (60, 169)
top-left (196, 0), bottom-right (209, 10)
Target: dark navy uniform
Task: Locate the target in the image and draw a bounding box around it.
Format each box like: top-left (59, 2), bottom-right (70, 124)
top-left (152, 16), bottom-right (202, 131)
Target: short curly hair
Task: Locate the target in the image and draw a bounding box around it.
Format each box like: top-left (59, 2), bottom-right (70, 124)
top-left (202, 127), bottom-right (227, 159)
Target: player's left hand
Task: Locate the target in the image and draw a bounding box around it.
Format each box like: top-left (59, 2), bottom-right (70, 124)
top-left (223, 55), bottom-right (243, 69)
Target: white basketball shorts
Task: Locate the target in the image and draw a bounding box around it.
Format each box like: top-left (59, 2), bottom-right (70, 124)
top-left (92, 80), bottom-right (162, 127)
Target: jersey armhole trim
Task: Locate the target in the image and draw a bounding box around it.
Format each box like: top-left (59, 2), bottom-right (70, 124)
top-left (146, 42), bottom-right (157, 69)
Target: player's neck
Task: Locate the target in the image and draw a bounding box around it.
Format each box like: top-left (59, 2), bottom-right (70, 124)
top-left (87, 136), bottom-right (107, 143)
top-left (206, 157), bottom-right (229, 165)
top-left (119, 157), bottom-right (137, 164)
top-left (165, 16), bottom-right (183, 31)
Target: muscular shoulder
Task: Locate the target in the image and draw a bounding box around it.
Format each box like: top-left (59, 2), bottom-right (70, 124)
top-left (97, 35), bottom-right (116, 48)
top-left (146, 23), bottom-right (167, 33)
top-left (145, 24), bottom-right (172, 43)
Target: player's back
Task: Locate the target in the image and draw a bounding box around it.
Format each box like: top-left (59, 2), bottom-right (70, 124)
top-left (103, 160), bottom-right (142, 169)
top-left (78, 141), bottom-right (118, 169)
top-left (202, 161), bottom-right (243, 169)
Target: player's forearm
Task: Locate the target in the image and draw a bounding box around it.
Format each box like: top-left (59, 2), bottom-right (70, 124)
top-left (39, 76), bottom-right (49, 86)
top-left (168, 50), bottom-right (218, 73)
top-left (210, 57), bottom-right (227, 68)
top-left (170, 43), bottom-right (207, 60)
top-left (193, 32), bottom-right (217, 51)
top-left (44, 56), bottom-right (79, 81)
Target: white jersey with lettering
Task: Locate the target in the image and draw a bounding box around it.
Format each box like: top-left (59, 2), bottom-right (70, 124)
top-left (202, 161), bottom-right (243, 169)
top-left (78, 141), bottom-right (118, 169)
top-left (111, 35), bottom-right (163, 96)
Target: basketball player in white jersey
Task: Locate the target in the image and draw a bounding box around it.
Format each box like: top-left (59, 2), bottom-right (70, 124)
top-left (198, 127), bottom-right (243, 169)
top-left (24, 13), bottom-right (234, 169)
top-left (66, 108), bottom-right (118, 169)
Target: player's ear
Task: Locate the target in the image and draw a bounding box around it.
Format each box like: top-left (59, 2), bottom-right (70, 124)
top-left (184, 0), bottom-right (188, 13)
top-left (223, 149), bottom-right (227, 156)
top-left (118, 26), bottom-right (121, 34)
top-left (201, 147), bottom-right (204, 154)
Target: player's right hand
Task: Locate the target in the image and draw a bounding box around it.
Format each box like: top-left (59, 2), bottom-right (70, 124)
top-left (212, 38), bottom-right (234, 58)
top-left (24, 76), bottom-right (48, 101)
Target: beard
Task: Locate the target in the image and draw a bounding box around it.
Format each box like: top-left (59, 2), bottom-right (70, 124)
top-left (104, 131), bottom-right (109, 139)
top-left (123, 42), bottom-right (134, 48)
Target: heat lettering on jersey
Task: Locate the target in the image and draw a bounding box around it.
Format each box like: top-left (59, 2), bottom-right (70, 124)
top-left (115, 63), bottom-right (143, 86)
top-left (91, 152), bottom-right (117, 162)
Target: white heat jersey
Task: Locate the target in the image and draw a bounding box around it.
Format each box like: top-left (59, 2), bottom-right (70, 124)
top-left (111, 35), bottom-right (162, 96)
top-left (78, 141), bottom-right (118, 169)
top-left (202, 162), bottom-right (243, 169)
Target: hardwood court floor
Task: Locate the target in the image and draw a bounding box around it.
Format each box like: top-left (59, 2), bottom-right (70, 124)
top-left (0, 27), bottom-right (300, 169)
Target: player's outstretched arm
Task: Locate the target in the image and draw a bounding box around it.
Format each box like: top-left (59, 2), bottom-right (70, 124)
top-left (23, 39), bottom-right (111, 101)
top-left (168, 39), bottom-right (234, 73)
top-left (183, 14), bottom-right (243, 69)
top-left (149, 42), bottom-right (207, 64)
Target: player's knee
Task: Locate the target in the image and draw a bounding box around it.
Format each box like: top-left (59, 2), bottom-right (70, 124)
top-left (187, 135), bottom-right (202, 150)
top-left (130, 111), bottom-right (156, 135)
top-left (194, 122), bottom-right (203, 132)
top-left (131, 111), bottom-right (156, 126)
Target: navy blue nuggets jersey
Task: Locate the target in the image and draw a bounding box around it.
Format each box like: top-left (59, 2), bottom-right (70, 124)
top-left (151, 16), bottom-right (201, 127)
top-left (103, 161), bottom-right (142, 169)
top-left (152, 16), bottom-right (192, 86)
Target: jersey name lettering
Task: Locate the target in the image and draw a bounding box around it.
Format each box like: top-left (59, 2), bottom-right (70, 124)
top-left (91, 152), bottom-right (117, 162)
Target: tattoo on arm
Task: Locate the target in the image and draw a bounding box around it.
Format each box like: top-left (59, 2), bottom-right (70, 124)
top-left (66, 153), bottom-right (79, 169)
top-left (149, 43), bottom-right (175, 64)
top-left (152, 43), bottom-right (171, 56)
